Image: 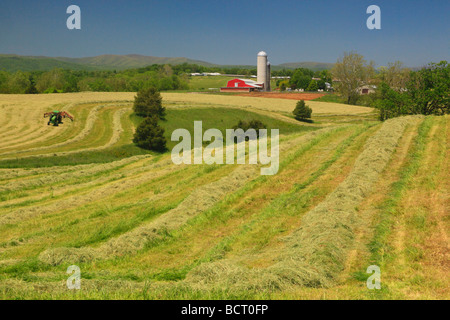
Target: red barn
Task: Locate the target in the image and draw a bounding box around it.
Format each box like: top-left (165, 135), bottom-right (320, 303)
top-left (220, 78), bottom-right (263, 92)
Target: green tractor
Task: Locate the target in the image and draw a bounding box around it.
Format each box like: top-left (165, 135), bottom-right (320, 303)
top-left (44, 111), bottom-right (74, 126)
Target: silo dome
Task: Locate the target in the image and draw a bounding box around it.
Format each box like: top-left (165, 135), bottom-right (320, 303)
top-left (257, 51), bottom-right (267, 57)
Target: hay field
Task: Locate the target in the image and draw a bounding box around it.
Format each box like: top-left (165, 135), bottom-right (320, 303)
top-left (162, 92), bottom-right (374, 115)
top-left (0, 92), bottom-right (447, 300)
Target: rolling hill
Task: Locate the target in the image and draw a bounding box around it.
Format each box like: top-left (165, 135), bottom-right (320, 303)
top-left (0, 54), bottom-right (335, 72)
top-left (55, 54), bottom-right (216, 70)
top-left (0, 54), bottom-right (100, 72)
top-left (277, 61), bottom-right (335, 71)
top-left (0, 92), bottom-right (447, 300)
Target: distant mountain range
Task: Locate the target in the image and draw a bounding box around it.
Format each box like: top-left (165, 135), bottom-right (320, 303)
top-left (277, 61), bottom-right (335, 70)
top-left (0, 54), bottom-right (334, 73)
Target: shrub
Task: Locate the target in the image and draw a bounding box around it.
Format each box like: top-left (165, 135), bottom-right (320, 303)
top-left (306, 80), bottom-right (318, 91)
top-left (293, 100), bottom-right (312, 121)
top-left (43, 87), bottom-right (59, 94)
top-left (133, 116), bottom-right (167, 152)
top-left (232, 119), bottom-right (267, 139)
top-left (133, 87), bottom-right (166, 119)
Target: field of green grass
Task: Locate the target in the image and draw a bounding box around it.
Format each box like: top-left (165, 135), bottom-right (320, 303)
top-left (0, 92), bottom-right (447, 300)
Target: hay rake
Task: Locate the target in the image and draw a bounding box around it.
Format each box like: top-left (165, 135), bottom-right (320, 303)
top-left (44, 111), bottom-right (74, 126)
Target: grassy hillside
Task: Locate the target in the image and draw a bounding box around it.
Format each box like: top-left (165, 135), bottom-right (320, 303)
top-left (277, 61), bottom-right (334, 71)
top-left (0, 93), bottom-right (447, 300)
top-left (0, 55), bottom-right (98, 72)
top-left (132, 107), bottom-right (316, 150)
top-left (0, 54), bottom-right (335, 72)
top-left (56, 54), bottom-right (216, 70)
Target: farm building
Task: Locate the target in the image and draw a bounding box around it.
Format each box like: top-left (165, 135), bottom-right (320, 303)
top-left (220, 78), bottom-right (263, 92)
top-left (221, 51), bottom-right (271, 92)
top-left (359, 85), bottom-right (377, 95)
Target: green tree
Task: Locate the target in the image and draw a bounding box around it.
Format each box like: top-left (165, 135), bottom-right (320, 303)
top-left (306, 79), bottom-right (319, 91)
top-left (290, 68), bottom-right (314, 89)
top-left (407, 61), bottom-right (449, 116)
top-left (63, 73), bottom-right (79, 93)
top-left (377, 61), bottom-right (410, 90)
top-left (318, 70), bottom-right (332, 83)
top-left (375, 82), bottom-right (410, 120)
top-left (8, 71), bottom-right (31, 93)
top-left (0, 71), bottom-right (9, 93)
top-left (133, 87), bottom-right (166, 119)
top-left (279, 80), bottom-right (289, 91)
top-left (293, 100), bottom-right (312, 121)
top-left (133, 116), bottom-right (167, 151)
top-left (317, 79), bottom-right (326, 90)
top-left (374, 61), bottom-right (449, 120)
top-left (332, 52), bottom-right (375, 104)
top-left (233, 119), bottom-right (267, 139)
top-left (36, 69), bottom-right (66, 93)
top-left (296, 75), bottom-right (312, 90)
top-left (25, 76), bottom-right (38, 94)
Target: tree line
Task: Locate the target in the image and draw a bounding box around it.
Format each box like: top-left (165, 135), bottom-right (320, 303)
top-left (0, 62), bottom-right (333, 94)
top-left (0, 64), bottom-right (192, 94)
top-left (331, 52), bottom-right (449, 120)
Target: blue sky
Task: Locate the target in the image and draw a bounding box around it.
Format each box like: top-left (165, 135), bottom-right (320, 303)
top-left (0, 0), bottom-right (448, 67)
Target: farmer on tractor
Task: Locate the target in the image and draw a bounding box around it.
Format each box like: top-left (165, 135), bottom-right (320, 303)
top-left (44, 111), bottom-right (74, 126)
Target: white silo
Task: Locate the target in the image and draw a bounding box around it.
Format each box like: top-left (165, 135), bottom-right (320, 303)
top-left (257, 51), bottom-right (268, 91)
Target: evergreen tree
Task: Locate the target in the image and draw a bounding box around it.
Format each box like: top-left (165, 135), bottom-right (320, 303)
top-left (25, 76), bottom-right (38, 94)
top-left (293, 100), bottom-right (313, 121)
top-left (306, 80), bottom-right (319, 91)
top-left (133, 87), bottom-right (166, 119)
top-left (133, 116), bottom-right (167, 151)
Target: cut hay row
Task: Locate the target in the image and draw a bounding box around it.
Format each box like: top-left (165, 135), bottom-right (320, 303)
top-left (0, 128), bottom-right (309, 208)
top-left (0, 153), bottom-right (150, 182)
top-left (0, 102), bottom-right (78, 149)
top-left (0, 103), bottom-right (77, 149)
top-left (0, 129), bottom-right (326, 256)
top-left (0, 154), bottom-right (148, 194)
top-left (165, 115), bottom-right (420, 293)
top-left (39, 164), bottom-right (260, 265)
top-left (0, 158), bottom-right (155, 209)
top-left (129, 126), bottom-right (369, 279)
top-left (31, 104), bottom-right (130, 157)
top-left (210, 124), bottom-right (378, 269)
top-left (36, 128), bottom-right (344, 265)
top-left (0, 104), bottom-right (14, 131)
top-left (0, 103), bottom-right (42, 140)
top-left (0, 156), bottom-right (179, 225)
top-left (0, 104), bottom-right (102, 157)
top-left (0, 104), bottom-right (131, 160)
top-left (0, 134), bottom-right (153, 180)
top-left (66, 106), bottom-right (130, 152)
top-left (0, 278), bottom-right (145, 299)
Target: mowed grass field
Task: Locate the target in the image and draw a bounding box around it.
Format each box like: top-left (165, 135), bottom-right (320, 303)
top-left (0, 92), bottom-right (447, 300)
